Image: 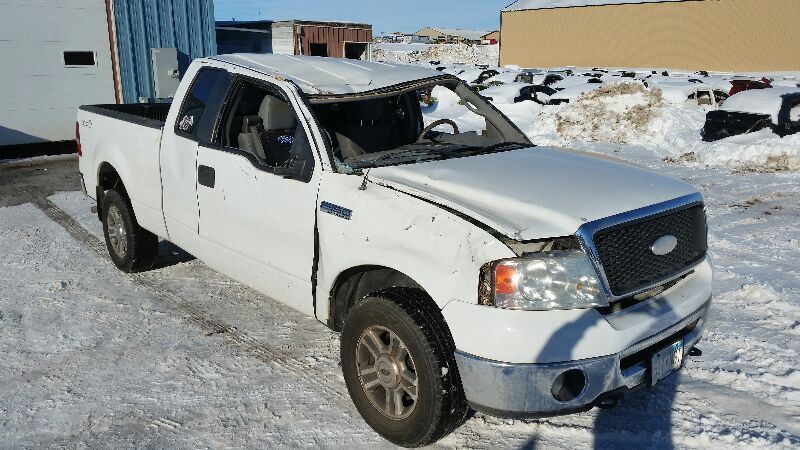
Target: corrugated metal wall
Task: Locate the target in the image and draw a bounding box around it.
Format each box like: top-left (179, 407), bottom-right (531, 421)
top-left (295, 25), bottom-right (372, 58)
top-left (500, 0), bottom-right (800, 71)
top-left (112, 0), bottom-right (217, 103)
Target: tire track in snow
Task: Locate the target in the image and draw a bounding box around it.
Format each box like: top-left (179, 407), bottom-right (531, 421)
top-left (26, 188), bottom-right (352, 408)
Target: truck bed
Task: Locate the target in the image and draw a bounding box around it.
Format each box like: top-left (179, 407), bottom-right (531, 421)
top-left (79, 103), bottom-right (171, 129)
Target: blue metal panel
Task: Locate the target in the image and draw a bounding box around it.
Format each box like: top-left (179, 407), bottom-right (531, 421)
top-left (113, 0), bottom-right (217, 103)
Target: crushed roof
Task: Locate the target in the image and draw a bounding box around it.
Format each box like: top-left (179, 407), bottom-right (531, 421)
top-left (504, 0), bottom-right (687, 12)
top-left (210, 54), bottom-right (445, 95)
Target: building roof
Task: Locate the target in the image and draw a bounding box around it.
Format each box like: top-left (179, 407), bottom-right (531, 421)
top-left (216, 19), bottom-right (372, 29)
top-left (504, 0), bottom-right (687, 11)
top-left (419, 28), bottom-right (490, 41)
top-left (210, 54), bottom-right (444, 95)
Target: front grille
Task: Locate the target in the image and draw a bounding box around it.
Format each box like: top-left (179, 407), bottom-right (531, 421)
top-left (594, 204), bottom-right (707, 296)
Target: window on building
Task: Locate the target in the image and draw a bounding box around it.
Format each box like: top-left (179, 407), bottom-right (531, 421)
top-left (345, 42), bottom-right (369, 60)
top-left (309, 43), bottom-right (328, 57)
top-left (63, 51), bottom-right (96, 67)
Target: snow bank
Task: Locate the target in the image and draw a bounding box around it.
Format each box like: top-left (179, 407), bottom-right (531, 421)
top-left (687, 130), bottom-right (800, 172)
top-left (372, 43), bottom-right (498, 67)
top-left (377, 53), bottom-right (800, 172)
top-left (496, 82), bottom-right (800, 172)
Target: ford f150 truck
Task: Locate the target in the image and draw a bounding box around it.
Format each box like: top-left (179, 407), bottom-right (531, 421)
top-left (77, 54), bottom-right (712, 447)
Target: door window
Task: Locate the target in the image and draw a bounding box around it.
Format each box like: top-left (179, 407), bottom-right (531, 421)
top-left (217, 79), bottom-right (315, 179)
top-left (175, 68), bottom-right (229, 139)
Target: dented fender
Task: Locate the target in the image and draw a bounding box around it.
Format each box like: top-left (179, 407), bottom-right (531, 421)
top-left (314, 171), bottom-right (514, 323)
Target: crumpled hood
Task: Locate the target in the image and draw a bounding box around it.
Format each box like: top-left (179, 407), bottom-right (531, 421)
top-left (368, 147), bottom-right (698, 240)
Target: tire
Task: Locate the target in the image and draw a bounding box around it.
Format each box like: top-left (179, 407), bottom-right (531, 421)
top-left (341, 288), bottom-right (468, 447)
top-left (101, 189), bottom-right (158, 273)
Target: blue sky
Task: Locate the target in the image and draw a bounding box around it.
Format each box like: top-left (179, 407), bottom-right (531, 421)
top-left (214, 0), bottom-right (511, 35)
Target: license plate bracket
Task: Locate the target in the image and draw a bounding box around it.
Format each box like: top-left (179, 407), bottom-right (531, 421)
top-left (651, 339), bottom-right (684, 386)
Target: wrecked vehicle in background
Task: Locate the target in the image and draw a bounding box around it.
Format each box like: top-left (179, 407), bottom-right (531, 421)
top-left (653, 82), bottom-right (729, 108)
top-left (78, 54), bottom-right (713, 447)
top-left (728, 77), bottom-right (772, 96)
top-left (456, 68), bottom-right (501, 85)
top-left (702, 87), bottom-right (800, 141)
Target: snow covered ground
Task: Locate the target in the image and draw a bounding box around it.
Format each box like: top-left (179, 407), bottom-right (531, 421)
top-left (2, 79), bottom-right (799, 447)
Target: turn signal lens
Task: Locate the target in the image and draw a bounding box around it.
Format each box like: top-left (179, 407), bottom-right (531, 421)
top-left (494, 264), bottom-right (518, 295)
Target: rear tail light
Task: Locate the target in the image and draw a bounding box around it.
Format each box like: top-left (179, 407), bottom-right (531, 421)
top-left (75, 121), bottom-right (82, 157)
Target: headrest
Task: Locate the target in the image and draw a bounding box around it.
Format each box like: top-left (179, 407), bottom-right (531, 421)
top-left (259, 95), bottom-right (297, 131)
top-left (242, 115), bottom-right (263, 133)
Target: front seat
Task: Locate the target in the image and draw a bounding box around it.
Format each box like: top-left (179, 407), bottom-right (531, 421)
top-left (259, 95), bottom-right (297, 166)
top-left (238, 115), bottom-right (269, 164)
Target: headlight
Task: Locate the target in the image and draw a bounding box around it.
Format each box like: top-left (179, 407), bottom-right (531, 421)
top-left (481, 251), bottom-right (608, 311)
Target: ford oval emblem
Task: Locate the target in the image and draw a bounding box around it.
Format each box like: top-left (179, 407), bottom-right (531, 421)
top-left (651, 235), bottom-right (678, 256)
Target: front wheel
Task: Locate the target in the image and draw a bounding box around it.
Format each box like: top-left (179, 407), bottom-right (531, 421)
top-left (341, 288), bottom-right (468, 447)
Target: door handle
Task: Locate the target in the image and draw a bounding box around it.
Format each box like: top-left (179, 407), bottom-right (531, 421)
top-left (198, 165), bottom-right (215, 188)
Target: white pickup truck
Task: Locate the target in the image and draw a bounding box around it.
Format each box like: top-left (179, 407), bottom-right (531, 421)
top-left (77, 54), bottom-right (712, 447)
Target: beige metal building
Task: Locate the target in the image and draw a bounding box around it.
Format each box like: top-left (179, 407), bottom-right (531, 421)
top-left (500, 0), bottom-right (800, 72)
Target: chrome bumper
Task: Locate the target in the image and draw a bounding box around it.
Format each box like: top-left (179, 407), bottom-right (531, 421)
top-left (454, 299), bottom-right (710, 419)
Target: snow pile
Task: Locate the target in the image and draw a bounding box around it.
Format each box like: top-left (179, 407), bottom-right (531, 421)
top-left (493, 83), bottom-right (800, 172)
top-left (687, 130), bottom-right (800, 172)
top-left (372, 43), bottom-right (498, 67)
top-left (549, 82), bottom-right (667, 144)
top-left (397, 52), bottom-right (799, 172)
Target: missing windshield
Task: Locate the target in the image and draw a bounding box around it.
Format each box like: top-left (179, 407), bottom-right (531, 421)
top-left (307, 79), bottom-right (531, 171)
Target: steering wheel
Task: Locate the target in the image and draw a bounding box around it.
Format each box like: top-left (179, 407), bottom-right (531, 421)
top-left (416, 119), bottom-right (460, 143)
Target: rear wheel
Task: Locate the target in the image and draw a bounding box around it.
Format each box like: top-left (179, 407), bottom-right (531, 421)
top-left (341, 288), bottom-right (468, 447)
top-left (101, 189), bottom-right (157, 273)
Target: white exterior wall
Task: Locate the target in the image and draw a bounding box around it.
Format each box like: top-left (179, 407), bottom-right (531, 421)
top-left (0, 0), bottom-right (116, 146)
top-left (271, 23), bottom-right (295, 55)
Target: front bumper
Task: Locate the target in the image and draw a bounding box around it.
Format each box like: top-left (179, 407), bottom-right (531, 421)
top-left (455, 299), bottom-right (710, 418)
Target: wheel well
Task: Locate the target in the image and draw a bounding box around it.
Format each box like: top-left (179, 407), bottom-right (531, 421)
top-left (96, 162), bottom-right (126, 221)
top-left (328, 266), bottom-right (423, 331)
top-left (98, 162), bottom-right (124, 192)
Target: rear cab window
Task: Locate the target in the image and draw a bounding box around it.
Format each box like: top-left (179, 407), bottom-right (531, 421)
top-left (175, 67), bottom-right (232, 143)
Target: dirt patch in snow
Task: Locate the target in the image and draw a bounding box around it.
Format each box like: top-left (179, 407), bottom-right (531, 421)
top-left (554, 82), bottom-right (667, 144)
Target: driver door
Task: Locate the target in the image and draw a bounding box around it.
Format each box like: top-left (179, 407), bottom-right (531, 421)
top-left (195, 75), bottom-right (320, 315)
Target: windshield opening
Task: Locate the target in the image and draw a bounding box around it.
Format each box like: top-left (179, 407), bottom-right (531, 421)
top-left (308, 79), bottom-right (531, 172)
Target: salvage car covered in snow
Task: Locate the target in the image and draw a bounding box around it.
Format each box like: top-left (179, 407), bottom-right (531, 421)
top-left (77, 54), bottom-right (713, 447)
top-left (703, 87), bottom-right (800, 141)
top-left (481, 82), bottom-right (556, 105)
top-left (653, 82), bottom-right (729, 108)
